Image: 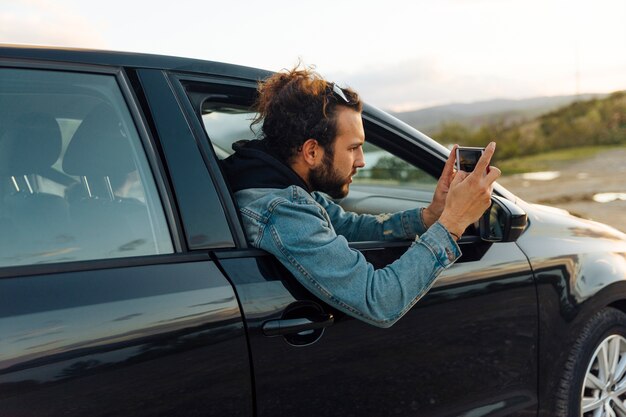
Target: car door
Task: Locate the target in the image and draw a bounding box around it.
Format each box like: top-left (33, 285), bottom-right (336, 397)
top-left (176, 75), bottom-right (538, 417)
top-left (0, 62), bottom-right (252, 416)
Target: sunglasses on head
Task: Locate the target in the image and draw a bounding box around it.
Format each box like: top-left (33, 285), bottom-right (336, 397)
top-left (328, 82), bottom-right (350, 104)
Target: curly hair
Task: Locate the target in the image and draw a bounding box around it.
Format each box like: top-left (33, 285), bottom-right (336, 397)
top-left (252, 66), bottom-right (362, 164)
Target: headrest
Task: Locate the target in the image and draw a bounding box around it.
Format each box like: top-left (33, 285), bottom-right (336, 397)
top-left (63, 103), bottom-right (136, 176)
top-left (0, 113), bottom-right (62, 175)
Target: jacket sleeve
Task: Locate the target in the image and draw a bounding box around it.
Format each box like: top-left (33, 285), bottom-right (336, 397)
top-left (256, 198), bottom-right (461, 328)
top-left (313, 192), bottom-right (428, 242)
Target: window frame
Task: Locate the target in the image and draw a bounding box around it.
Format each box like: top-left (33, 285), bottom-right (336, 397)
top-left (169, 71), bottom-right (512, 253)
top-left (164, 71), bottom-right (501, 261)
top-left (0, 59), bottom-right (182, 277)
top-left (170, 74), bottom-right (465, 250)
top-left (169, 72), bottom-right (259, 249)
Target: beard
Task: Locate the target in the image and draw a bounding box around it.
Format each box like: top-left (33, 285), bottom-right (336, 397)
top-left (308, 153), bottom-right (352, 199)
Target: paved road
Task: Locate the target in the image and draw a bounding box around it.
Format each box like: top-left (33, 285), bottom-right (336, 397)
top-left (497, 147), bottom-right (626, 233)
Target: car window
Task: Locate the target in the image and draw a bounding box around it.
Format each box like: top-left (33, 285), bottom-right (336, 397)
top-left (0, 68), bottom-right (173, 267)
top-left (200, 107), bottom-right (436, 196)
top-left (199, 104), bottom-right (439, 205)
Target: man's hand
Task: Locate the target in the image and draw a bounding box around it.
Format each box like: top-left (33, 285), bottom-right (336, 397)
top-left (422, 145), bottom-right (458, 228)
top-left (438, 142), bottom-right (501, 239)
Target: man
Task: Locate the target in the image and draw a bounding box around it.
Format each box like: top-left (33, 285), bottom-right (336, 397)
top-left (222, 67), bottom-right (500, 327)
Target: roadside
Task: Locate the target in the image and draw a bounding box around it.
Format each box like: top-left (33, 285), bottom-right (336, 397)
top-left (497, 146), bottom-right (626, 233)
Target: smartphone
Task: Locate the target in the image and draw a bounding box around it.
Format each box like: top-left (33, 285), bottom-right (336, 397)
top-left (455, 146), bottom-right (485, 172)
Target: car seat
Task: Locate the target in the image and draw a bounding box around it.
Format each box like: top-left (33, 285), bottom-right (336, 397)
top-left (0, 112), bottom-right (72, 265)
top-left (62, 102), bottom-right (154, 258)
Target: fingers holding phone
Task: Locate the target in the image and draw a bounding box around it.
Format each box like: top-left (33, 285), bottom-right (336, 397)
top-left (439, 142), bottom-right (501, 238)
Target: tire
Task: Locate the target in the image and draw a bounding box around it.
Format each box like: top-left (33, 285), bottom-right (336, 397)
top-left (555, 307), bottom-right (626, 417)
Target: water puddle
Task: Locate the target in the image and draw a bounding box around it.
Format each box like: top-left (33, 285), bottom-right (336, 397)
top-left (593, 193), bottom-right (626, 203)
top-left (521, 171), bottom-right (561, 181)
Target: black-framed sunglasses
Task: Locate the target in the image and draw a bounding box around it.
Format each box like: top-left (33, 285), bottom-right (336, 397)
top-left (329, 82), bottom-right (350, 104)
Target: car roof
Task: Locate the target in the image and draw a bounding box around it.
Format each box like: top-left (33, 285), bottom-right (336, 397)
top-left (0, 44), bottom-right (273, 81)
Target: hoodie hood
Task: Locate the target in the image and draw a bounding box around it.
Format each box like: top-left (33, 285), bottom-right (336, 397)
top-left (221, 140), bottom-right (311, 193)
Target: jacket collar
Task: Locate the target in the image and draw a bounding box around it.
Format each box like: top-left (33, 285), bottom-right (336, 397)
top-left (221, 139), bottom-right (311, 193)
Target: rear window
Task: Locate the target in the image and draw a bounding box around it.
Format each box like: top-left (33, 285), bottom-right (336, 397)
top-left (0, 68), bottom-right (173, 267)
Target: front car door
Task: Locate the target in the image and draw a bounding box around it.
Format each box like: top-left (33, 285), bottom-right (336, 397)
top-left (176, 73), bottom-right (538, 417)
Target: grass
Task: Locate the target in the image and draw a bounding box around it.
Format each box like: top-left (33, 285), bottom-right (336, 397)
top-left (497, 144), bottom-right (626, 175)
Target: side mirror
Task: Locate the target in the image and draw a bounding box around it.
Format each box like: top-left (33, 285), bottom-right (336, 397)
top-left (480, 195), bottom-right (528, 242)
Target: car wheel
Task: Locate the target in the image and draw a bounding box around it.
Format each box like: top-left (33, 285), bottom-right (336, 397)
top-left (555, 307), bottom-right (626, 417)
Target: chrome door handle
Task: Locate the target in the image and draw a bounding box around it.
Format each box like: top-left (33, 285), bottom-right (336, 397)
top-left (262, 313), bottom-right (334, 336)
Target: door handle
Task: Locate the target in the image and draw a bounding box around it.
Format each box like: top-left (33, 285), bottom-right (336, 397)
top-left (262, 313), bottom-right (334, 337)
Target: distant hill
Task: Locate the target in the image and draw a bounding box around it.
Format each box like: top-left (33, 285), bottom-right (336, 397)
top-left (427, 91), bottom-right (626, 162)
top-left (391, 94), bottom-right (606, 134)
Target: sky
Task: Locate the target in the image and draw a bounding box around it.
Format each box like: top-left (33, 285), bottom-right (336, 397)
top-left (1, 0), bottom-right (625, 111)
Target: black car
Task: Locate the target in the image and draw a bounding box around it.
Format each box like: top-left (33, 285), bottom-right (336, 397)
top-left (1, 45), bottom-right (626, 417)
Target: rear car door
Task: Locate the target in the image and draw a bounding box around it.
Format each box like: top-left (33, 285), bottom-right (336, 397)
top-left (176, 74), bottom-right (539, 417)
top-left (0, 61), bottom-right (252, 416)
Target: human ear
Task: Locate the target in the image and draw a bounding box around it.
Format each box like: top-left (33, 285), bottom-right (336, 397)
top-left (301, 138), bottom-right (322, 167)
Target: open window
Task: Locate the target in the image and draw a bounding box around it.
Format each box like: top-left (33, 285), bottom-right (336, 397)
top-left (179, 79), bottom-right (489, 246)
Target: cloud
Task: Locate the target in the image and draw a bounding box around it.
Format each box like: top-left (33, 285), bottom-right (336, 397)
top-left (0, 0), bottom-right (107, 49)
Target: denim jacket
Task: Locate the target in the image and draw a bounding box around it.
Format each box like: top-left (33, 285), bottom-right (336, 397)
top-left (235, 185), bottom-right (461, 328)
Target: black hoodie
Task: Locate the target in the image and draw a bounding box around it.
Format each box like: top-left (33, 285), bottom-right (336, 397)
top-left (221, 140), bottom-right (311, 193)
